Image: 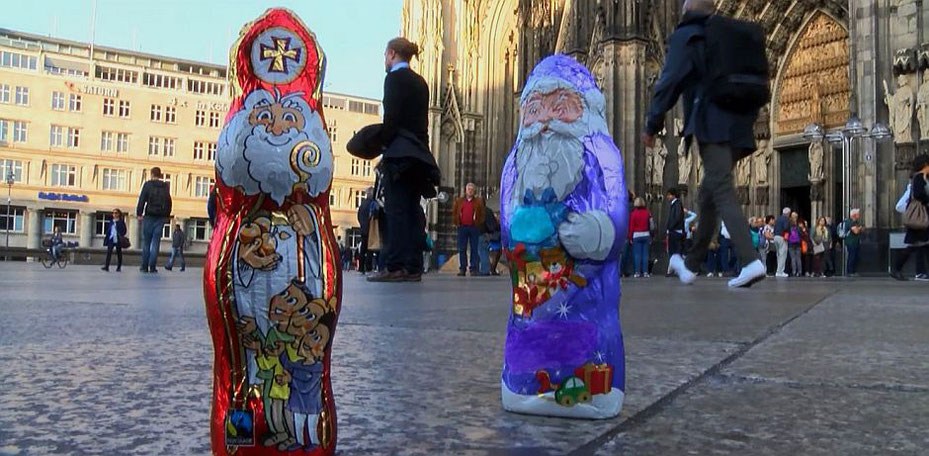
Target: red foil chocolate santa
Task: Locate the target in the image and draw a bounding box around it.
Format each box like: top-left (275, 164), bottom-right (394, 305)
top-left (204, 8), bottom-right (340, 455)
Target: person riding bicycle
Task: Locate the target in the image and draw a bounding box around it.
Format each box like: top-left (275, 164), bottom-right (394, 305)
top-left (48, 226), bottom-right (64, 260)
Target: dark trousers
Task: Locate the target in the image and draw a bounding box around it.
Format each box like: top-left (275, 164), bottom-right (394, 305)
top-left (457, 226), bottom-right (480, 272)
top-left (685, 143), bottom-right (755, 272)
top-left (104, 244), bottom-right (122, 269)
top-left (894, 244), bottom-right (929, 275)
top-left (845, 243), bottom-right (860, 275)
top-left (359, 235), bottom-right (371, 273)
top-left (668, 231), bottom-right (684, 256)
top-left (383, 173), bottom-right (425, 274)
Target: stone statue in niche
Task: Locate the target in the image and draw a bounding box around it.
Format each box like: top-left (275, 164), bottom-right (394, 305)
top-left (808, 139), bottom-right (825, 183)
top-left (676, 119), bottom-right (692, 186)
top-left (884, 75), bottom-right (915, 143)
top-left (753, 139), bottom-right (770, 186)
top-left (736, 156), bottom-right (751, 205)
top-left (647, 131), bottom-right (668, 191)
top-left (917, 69), bottom-right (929, 141)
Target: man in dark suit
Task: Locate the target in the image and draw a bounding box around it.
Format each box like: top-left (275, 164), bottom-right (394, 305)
top-left (364, 37), bottom-right (438, 283)
top-left (643, 0), bottom-right (765, 288)
top-left (357, 187), bottom-right (375, 274)
top-left (665, 187), bottom-right (685, 278)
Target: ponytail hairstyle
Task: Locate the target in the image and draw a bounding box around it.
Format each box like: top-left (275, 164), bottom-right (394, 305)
top-left (387, 37), bottom-right (420, 62)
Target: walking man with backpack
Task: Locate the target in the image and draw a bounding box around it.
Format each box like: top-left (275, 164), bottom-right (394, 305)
top-left (643, 0), bottom-right (768, 288)
top-left (136, 166), bottom-right (172, 273)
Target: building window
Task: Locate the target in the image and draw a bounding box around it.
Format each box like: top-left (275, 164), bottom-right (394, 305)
top-left (209, 111), bottom-right (221, 128)
top-left (329, 192), bottom-right (337, 207)
top-left (0, 206), bottom-right (25, 232)
top-left (163, 138), bottom-right (175, 157)
top-left (363, 103), bottom-right (379, 115)
top-left (148, 136), bottom-right (161, 156)
top-left (50, 164), bottom-right (77, 187)
top-left (195, 110), bottom-right (205, 127)
top-left (118, 100), bottom-right (131, 118)
top-left (94, 212), bottom-right (109, 236)
top-left (0, 84), bottom-right (9, 103)
top-left (0, 159), bottom-right (24, 182)
top-left (162, 223), bottom-right (172, 240)
top-left (95, 65), bottom-right (138, 84)
top-left (14, 86), bottom-right (29, 106)
top-left (143, 73), bottom-right (180, 90)
top-left (162, 173), bottom-right (173, 194)
top-left (68, 128), bottom-right (80, 148)
top-left (323, 96), bottom-right (345, 110)
top-left (51, 91), bottom-right (65, 110)
top-left (52, 126), bottom-right (80, 148)
top-left (363, 160), bottom-right (372, 177)
top-left (116, 133), bottom-right (130, 153)
top-left (0, 119), bottom-right (6, 142)
top-left (188, 79), bottom-right (224, 96)
top-left (69, 94), bottom-right (82, 112)
top-left (100, 131), bottom-right (114, 151)
top-left (327, 126), bottom-right (337, 142)
top-left (43, 210), bottom-right (77, 234)
top-left (102, 168), bottom-right (127, 191)
top-left (165, 106), bottom-right (176, 123)
top-left (103, 98), bottom-right (115, 116)
top-left (354, 190), bottom-right (366, 209)
top-left (0, 51), bottom-right (38, 70)
top-left (351, 158), bottom-right (361, 176)
top-left (150, 104), bottom-right (162, 122)
top-left (194, 141), bottom-right (216, 161)
top-left (12, 121), bottom-right (27, 143)
top-left (348, 100), bottom-right (364, 113)
top-left (188, 218), bottom-right (211, 241)
top-left (50, 125), bottom-right (64, 148)
top-left (347, 228), bottom-right (362, 249)
top-left (194, 176), bottom-right (214, 198)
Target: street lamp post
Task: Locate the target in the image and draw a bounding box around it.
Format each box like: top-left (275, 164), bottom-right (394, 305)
top-left (5, 170), bottom-right (14, 260)
top-left (803, 118), bottom-right (892, 276)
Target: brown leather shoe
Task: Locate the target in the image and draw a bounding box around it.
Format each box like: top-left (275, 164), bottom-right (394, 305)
top-left (403, 272), bottom-right (422, 282)
top-left (366, 270), bottom-right (406, 282)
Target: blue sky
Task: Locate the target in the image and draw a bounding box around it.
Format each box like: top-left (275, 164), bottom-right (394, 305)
top-left (3, 0), bottom-right (403, 100)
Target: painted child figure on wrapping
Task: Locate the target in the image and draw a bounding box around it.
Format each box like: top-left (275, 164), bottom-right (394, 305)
top-left (500, 55), bottom-right (628, 419)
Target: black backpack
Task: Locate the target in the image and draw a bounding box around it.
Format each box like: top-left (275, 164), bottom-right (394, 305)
top-left (701, 15), bottom-right (770, 113)
top-left (145, 181), bottom-right (171, 217)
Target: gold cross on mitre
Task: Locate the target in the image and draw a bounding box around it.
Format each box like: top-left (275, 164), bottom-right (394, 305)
top-left (260, 36), bottom-right (301, 74)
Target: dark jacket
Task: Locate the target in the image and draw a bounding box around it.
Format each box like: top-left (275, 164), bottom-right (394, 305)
top-left (774, 214), bottom-right (790, 237)
top-left (666, 198), bottom-right (684, 233)
top-left (482, 206), bottom-right (500, 237)
top-left (905, 172), bottom-right (929, 245)
top-left (348, 126), bottom-right (440, 199)
top-left (172, 227), bottom-right (186, 249)
top-left (645, 12), bottom-right (759, 154)
top-left (136, 179), bottom-right (172, 217)
top-left (357, 197), bottom-right (374, 236)
top-left (380, 67), bottom-right (429, 147)
top-left (103, 219), bottom-right (127, 247)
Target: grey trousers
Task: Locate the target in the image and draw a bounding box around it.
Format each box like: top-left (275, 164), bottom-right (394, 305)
top-left (773, 236), bottom-right (788, 274)
top-left (685, 143), bottom-right (756, 272)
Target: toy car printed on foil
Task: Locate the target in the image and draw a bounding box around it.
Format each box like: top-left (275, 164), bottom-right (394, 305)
top-left (203, 8), bottom-right (341, 455)
top-left (500, 54), bottom-right (628, 419)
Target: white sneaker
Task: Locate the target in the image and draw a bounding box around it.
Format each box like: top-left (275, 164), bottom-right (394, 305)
top-left (633, 273), bottom-right (641, 278)
top-left (643, 273), bottom-right (651, 278)
top-left (729, 260), bottom-right (767, 288)
top-left (775, 272), bottom-right (788, 278)
top-left (669, 254), bottom-right (696, 285)
top-left (706, 272), bottom-right (715, 278)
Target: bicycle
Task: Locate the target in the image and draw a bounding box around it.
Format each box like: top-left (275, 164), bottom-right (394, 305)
top-left (40, 241), bottom-right (73, 269)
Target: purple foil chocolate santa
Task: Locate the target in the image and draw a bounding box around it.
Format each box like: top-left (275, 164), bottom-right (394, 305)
top-left (500, 54), bottom-right (628, 419)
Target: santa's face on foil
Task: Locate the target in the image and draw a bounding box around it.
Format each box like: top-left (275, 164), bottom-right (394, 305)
top-left (509, 74), bottom-right (615, 261)
top-left (216, 88), bottom-right (333, 205)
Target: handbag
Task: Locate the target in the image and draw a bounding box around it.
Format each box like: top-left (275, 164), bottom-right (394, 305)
top-left (367, 217), bottom-right (382, 250)
top-left (813, 241), bottom-right (825, 255)
top-left (903, 200), bottom-right (929, 230)
top-left (118, 236), bottom-right (131, 249)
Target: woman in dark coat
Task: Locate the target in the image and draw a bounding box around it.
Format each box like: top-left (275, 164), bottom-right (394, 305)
top-left (102, 208), bottom-right (128, 272)
top-left (891, 154), bottom-right (929, 281)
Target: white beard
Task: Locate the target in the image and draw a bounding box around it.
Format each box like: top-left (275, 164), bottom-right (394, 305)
top-left (217, 97), bottom-right (333, 205)
top-left (514, 120), bottom-right (587, 204)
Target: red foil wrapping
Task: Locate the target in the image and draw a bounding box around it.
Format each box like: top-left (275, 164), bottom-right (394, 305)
top-left (204, 8), bottom-right (340, 455)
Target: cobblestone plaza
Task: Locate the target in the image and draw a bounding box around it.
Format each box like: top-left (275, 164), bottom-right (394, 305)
top-left (1, 264), bottom-right (927, 455)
